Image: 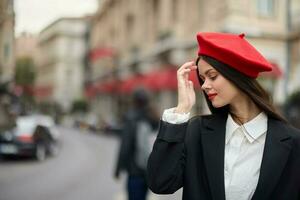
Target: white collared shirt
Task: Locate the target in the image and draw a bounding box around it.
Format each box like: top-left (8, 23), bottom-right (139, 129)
top-left (162, 108), bottom-right (268, 200)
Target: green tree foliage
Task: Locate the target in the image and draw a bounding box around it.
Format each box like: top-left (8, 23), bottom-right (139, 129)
top-left (15, 57), bottom-right (36, 86)
top-left (71, 99), bottom-right (89, 113)
top-left (14, 57), bottom-right (36, 114)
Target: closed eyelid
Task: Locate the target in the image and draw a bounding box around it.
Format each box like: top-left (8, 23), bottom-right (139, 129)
top-left (198, 67), bottom-right (218, 79)
top-left (200, 72), bottom-right (218, 79)
top-left (207, 71), bottom-right (218, 76)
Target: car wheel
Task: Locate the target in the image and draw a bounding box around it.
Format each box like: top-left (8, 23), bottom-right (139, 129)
top-left (35, 143), bottom-right (46, 161)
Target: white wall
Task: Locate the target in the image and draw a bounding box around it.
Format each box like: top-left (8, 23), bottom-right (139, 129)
top-left (38, 18), bottom-right (88, 111)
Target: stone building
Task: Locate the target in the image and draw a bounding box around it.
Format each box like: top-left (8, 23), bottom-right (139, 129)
top-left (87, 0), bottom-right (300, 123)
top-left (35, 17), bottom-right (90, 111)
top-left (0, 0), bottom-right (15, 82)
top-left (15, 32), bottom-right (38, 59)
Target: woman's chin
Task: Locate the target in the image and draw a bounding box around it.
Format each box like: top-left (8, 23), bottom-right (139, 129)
top-left (211, 101), bottom-right (226, 108)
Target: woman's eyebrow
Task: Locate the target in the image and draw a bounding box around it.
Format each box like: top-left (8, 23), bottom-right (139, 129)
top-left (198, 68), bottom-right (217, 78)
top-left (204, 69), bottom-right (215, 75)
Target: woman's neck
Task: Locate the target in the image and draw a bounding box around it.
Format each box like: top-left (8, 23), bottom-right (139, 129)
top-left (229, 95), bottom-right (261, 125)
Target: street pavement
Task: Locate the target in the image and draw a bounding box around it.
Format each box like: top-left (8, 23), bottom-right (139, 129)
top-left (0, 126), bottom-right (182, 200)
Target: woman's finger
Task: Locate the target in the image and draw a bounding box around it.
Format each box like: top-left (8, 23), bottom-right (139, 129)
top-left (180, 61), bottom-right (195, 69)
top-left (178, 61), bottom-right (197, 76)
top-left (178, 68), bottom-right (193, 78)
top-left (188, 80), bottom-right (193, 88)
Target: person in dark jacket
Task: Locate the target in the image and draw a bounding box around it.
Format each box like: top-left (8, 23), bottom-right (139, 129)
top-left (147, 32), bottom-right (300, 200)
top-left (115, 88), bottom-right (159, 200)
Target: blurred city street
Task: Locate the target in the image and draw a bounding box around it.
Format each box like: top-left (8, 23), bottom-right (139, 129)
top-left (0, 1), bottom-right (299, 200)
top-left (0, 127), bottom-right (181, 200)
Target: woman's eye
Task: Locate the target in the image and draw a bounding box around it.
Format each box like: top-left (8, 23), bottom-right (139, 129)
top-left (209, 75), bottom-right (218, 80)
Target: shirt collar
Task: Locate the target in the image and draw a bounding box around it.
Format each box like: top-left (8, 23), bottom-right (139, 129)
top-left (225, 112), bottom-right (268, 144)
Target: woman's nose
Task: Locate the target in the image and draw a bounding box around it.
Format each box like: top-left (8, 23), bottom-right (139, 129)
top-left (201, 80), bottom-right (211, 91)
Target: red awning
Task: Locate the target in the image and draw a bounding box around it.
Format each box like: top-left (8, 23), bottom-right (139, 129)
top-left (143, 68), bottom-right (200, 91)
top-left (119, 68), bottom-right (200, 94)
top-left (89, 47), bottom-right (115, 62)
top-left (95, 79), bottom-right (118, 93)
top-left (119, 75), bottom-right (146, 93)
top-left (142, 68), bottom-right (178, 91)
top-left (33, 86), bottom-right (53, 98)
top-left (13, 85), bottom-right (36, 96)
top-left (85, 79), bottom-right (119, 97)
top-left (85, 67), bottom-right (202, 97)
top-left (85, 85), bottom-right (97, 98)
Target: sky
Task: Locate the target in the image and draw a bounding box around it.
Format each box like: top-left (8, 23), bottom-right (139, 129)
top-left (14, 0), bottom-right (98, 35)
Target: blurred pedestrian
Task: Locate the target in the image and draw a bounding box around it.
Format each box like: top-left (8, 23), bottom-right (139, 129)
top-left (147, 32), bottom-right (300, 200)
top-left (114, 88), bottom-right (159, 200)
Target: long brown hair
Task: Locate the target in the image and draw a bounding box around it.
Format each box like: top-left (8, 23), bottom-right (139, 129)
top-left (195, 55), bottom-right (287, 123)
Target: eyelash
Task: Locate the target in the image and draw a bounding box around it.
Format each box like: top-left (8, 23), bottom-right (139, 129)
top-left (200, 75), bottom-right (218, 82)
top-left (209, 75), bottom-right (218, 80)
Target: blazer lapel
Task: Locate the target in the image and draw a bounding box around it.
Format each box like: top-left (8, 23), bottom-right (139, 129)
top-left (201, 114), bottom-right (227, 200)
top-left (252, 118), bottom-right (292, 200)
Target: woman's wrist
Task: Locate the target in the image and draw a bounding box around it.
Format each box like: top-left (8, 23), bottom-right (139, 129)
top-left (175, 105), bottom-right (190, 114)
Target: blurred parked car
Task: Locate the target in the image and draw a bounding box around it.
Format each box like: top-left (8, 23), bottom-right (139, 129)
top-left (101, 121), bottom-right (123, 136)
top-left (0, 115), bottom-right (60, 161)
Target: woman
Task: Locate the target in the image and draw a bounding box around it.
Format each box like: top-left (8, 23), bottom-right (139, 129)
top-left (147, 32), bottom-right (300, 200)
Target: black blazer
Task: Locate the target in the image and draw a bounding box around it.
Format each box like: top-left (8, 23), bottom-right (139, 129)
top-left (147, 113), bottom-right (300, 200)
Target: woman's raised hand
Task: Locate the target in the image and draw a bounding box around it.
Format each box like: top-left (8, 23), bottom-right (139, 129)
top-left (175, 61), bottom-right (198, 114)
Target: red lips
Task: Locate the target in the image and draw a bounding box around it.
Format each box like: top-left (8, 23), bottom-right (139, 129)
top-left (207, 93), bottom-right (217, 100)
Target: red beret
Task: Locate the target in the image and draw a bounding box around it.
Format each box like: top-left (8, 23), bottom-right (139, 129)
top-left (197, 32), bottom-right (272, 78)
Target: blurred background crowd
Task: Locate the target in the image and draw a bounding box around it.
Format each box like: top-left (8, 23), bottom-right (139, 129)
top-left (0, 0), bottom-right (300, 199)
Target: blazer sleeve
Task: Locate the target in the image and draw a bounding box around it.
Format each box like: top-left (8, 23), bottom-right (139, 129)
top-left (147, 119), bottom-right (189, 194)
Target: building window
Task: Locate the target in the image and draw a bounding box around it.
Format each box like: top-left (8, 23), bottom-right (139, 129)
top-left (153, 0), bottom-right (159, 16)
top-left (172, 0), bottom-right (178, 23)
top-left (153, 0), bottom-right (160, 25)
top-left (7, 0), bottom-right (14, 14)
top-left (126, 14), bottom-right (134, 43)
top-left (152, 0), bottom-right (160, 38)
top-left (3, 43), bottom-right (10, 62)
top-left (110, 28), bottom-right (115, 42)
top-left (229, 0), bottom-right (248, 14)
top-left (291, 0), bottom-right (300, 28)
top-left (257, 0), bottom-right (274, 17)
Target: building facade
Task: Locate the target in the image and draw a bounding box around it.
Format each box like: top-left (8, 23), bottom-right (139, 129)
top-left (36, 17), bottom-right (89, 111)
top-left (0, 0), bottom-right (15, 82)
top-left (88, 0), bottom-right (300, 123)
top-left (15, 32), bottom-right (38, 59)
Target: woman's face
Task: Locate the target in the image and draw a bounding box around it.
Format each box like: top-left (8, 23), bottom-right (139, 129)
top-left (197, 59), bottom-right (240, 108)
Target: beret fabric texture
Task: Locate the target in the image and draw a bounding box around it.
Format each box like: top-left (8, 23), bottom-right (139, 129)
top-left (197, 32), bottom-right (273, 78)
